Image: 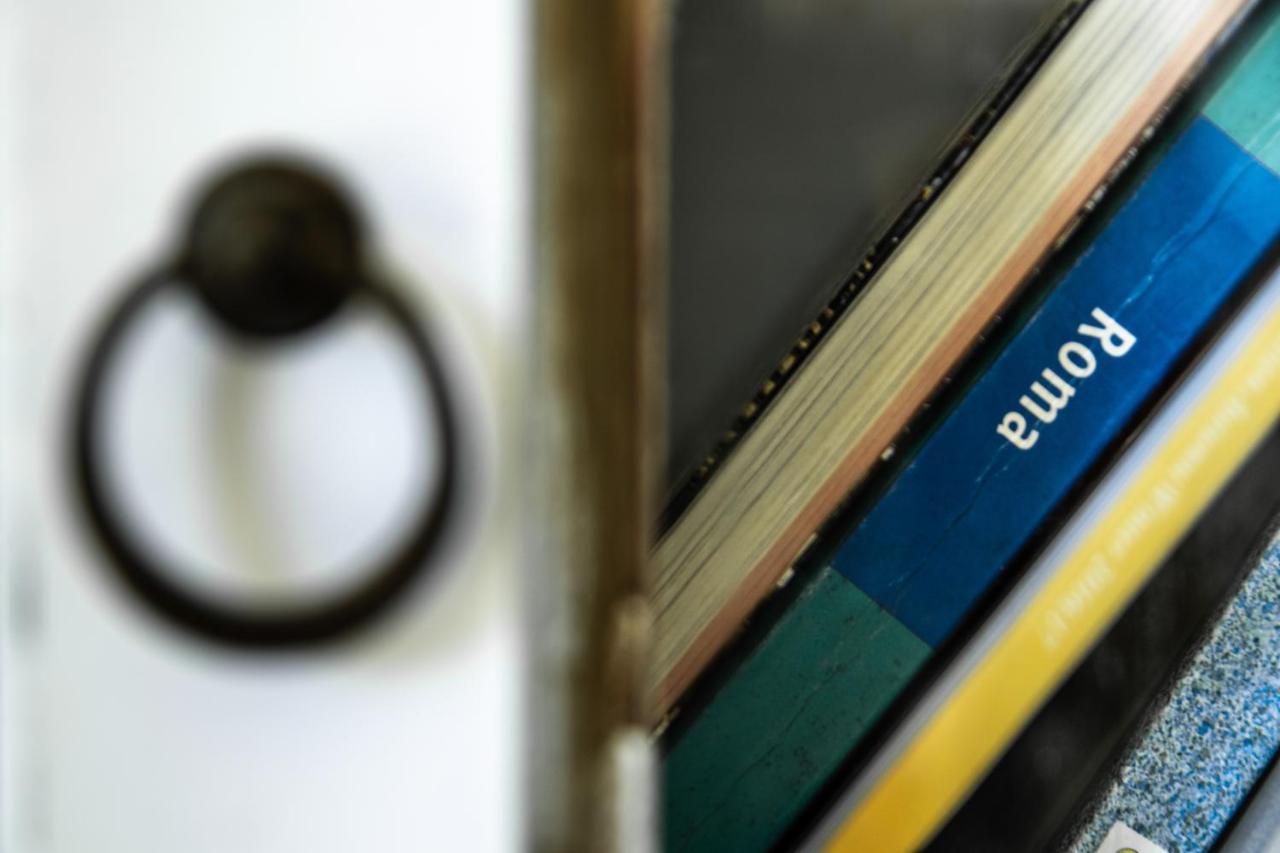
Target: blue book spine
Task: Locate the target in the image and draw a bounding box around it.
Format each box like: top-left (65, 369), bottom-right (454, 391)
top-left (836, 115), bottom-right (1280, 646)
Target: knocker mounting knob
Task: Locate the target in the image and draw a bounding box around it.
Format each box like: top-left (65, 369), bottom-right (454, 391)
top-left (180, 159), bottom-right (365, 338)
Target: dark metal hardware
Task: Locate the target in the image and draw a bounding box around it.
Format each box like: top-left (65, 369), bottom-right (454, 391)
top-left (70, 155), bottom-right (458, 649)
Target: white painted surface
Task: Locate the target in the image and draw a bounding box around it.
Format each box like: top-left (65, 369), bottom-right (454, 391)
top-left (0, 2), bottom-right (527, 850)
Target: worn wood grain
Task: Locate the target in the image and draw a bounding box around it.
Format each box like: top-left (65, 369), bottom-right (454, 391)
top-left (532, 0), bottom-right (667, 850)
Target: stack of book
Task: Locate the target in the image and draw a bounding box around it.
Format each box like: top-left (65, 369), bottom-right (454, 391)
top-left (657, 0), bottom-right (1280, 849)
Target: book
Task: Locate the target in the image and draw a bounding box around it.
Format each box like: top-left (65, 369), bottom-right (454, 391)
top-left (653, 0), bottom-right (1252, 714)
top-left (811, 221), bottom-right (1280, 852)
top-left (663, 6), bottom-right (1280, 851)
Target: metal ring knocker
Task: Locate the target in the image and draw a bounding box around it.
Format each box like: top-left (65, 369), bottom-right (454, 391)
top-left (71, 157), bottom-right (458, 649)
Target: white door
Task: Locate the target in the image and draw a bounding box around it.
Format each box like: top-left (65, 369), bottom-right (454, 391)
top-left (0, 2), bottom-right (527, 851)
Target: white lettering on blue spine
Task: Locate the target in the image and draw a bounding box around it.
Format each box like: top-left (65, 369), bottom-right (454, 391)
top-left (996, 308), bottom-right (1136, 451)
